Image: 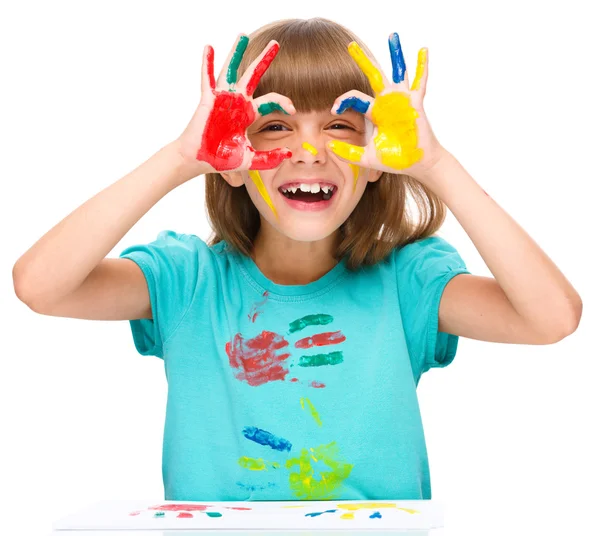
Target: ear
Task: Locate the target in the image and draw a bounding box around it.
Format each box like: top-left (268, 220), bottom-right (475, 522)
top-left (220, 171), bottom-right (245, 187)
top-left (367, 169), bottom-right (384, 183)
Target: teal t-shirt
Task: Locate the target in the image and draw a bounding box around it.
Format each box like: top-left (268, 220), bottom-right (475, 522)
top-left (119, 230), bottom-right (470, 501)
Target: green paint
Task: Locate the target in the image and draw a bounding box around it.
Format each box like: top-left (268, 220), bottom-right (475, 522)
top-left (258, 102), bottom-right (290, 116)
top-left (227, 35), bottom-right (249, 85)
top-left (206, 512), bottom-right (223, 518)
top-left (289, 314), bottom-right (333, 333)
top-left (298, 351), bottom-right (344, 367)
top-left (154, 512), bottom-right (165, 518)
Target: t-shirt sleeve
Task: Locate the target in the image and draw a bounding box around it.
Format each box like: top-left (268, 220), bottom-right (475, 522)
top-left (118, 230), bottom-right (205, 359)
top-left (395, 235), bottom-right (471, 379)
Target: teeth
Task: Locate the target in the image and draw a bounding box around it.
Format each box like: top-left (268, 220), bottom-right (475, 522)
top-left (281, 183), bottom-right (336, 195)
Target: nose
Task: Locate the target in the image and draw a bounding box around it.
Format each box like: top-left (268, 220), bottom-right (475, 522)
top-left (289, 138), bottom-right (328, 165)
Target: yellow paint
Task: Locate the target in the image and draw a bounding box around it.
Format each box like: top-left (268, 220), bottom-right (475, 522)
top-left (348, 42), bottom-right (385, 94)
top-left (371, 92), bottom-right (423, 169)
top-left (238, 456), bottom-right (280, 471)
top-left (328, 140), bottom-right (364, 163)
top-left (300, 397), bottom-right (322, 427)
top-left (336, 503), bottom-right (420, 515)
top-left (302, 142), bottom-right (318, 155)
top-left (248, 170), bottom-right (277, 217)
top-left (410, 48), bottom-right (427, 92)
top-left (285, 441), bottom-right (354, 499)
top-left (341, 513), bottom-right (354, 520)
top-left (349, 163), bottom-right (360, 192)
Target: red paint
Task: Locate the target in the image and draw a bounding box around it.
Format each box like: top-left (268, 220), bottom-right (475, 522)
top-left (150, 504), bottom-right (212, 512)
top-left (290, 377), bottom-right (299, 382)
top-left (225, 506), bottom-right (253, 510)
top-left (310, 381), bottom-right (326, 388)
top-left (177, 512), bottom-right (194, 518)
top-left (129, 511), bottom-right (141, 516)
top-left (248, 291), bottom-right (269, 323)
top-left (246, 43), bottom-right (279, 96)
top-left (295, 330), bottom-right (346, 349)
top-left (196, 91), bottom-right (291, 171)
top-left (206, 46), bottom-right (216, 90)
top-left (226, 331), bottom-right (291, 386)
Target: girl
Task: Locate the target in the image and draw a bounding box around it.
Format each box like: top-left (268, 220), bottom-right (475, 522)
top-left (12, 18), bottom-right (581, 502)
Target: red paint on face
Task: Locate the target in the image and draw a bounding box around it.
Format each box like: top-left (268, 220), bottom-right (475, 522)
top-left (310, 381), bottom-right (326, 388)
top-left (246, 43), bottom-right (279, 96)
top-left (226, 331), bottom-right (291, 386)
top-left (294, 330), bottom-right (346, 349)
top-left (150, 504), bottom-right (212, 512)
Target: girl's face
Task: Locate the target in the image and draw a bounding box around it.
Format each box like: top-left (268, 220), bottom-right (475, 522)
top-left (222, 109), bottom-right (382, 242)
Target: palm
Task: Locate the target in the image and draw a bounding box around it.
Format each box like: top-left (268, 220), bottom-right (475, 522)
top-left (179, 34), bottom-right (294, 173)
top-left (329, 33), bottom-right (444, 179)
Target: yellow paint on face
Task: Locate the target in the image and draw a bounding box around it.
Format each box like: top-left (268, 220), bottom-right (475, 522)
top-left (348, 42), bottom-right (385, 94)
top-left (248, 170), bottom-right (277, 217)
top-left (349, 163), bottom-right (360, 192)
top-left (300, 397), bottom-right (322, 427)
top-left (238, 456), bottom-right (280, 471)
top-left (285, 441), bottom-right (354, 499)
top-left (302, 142), bottom-right (318, 155)
top-left (371, 92), bottom-right (424, 170)
top-left (410, 48), bottom-right (427, 92)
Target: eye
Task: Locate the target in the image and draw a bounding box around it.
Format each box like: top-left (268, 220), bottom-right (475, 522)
top-left (260, 123), bottom-right (289, 132)
top-left (329, 123), bottom-right (353, 130)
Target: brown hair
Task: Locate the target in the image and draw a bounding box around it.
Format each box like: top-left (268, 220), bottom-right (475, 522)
top-left (206, 17), bottom-right (447, 269)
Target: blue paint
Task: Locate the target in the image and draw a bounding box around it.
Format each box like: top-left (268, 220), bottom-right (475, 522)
top-left (336, 96), bottom-right (370, 115)
top-left (388, 32), bottom-right (406, 83)
top-left (305, 509), bottom-right (338, 517)
top-left (242, 426), bottom-right (292, 452)
top-left (370, 511), bottom-right (382, 519)
top-left (236, 481), bottom-right (277, 492)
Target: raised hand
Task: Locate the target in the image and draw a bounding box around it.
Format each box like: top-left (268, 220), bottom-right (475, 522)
top-left (328, 33), bottom-right (445, 182)
top-left (178, 34), bottom-right (295, 174)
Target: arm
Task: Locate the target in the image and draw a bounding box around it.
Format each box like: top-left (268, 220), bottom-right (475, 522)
top-left (426, 150), bottom-right (582, 344)
top-left (12, 141), bottom-right (197, 317)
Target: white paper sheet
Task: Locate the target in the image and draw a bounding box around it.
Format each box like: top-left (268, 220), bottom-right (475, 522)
top-left (52, 499), bottom-right (443, 531)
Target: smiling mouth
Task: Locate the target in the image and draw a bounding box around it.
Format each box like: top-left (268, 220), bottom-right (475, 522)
top-left (278, 184), bottom-right (337, 203)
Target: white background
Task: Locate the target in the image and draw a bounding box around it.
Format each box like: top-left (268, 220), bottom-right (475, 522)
top-left (2, 1), bottom-right (598, 535)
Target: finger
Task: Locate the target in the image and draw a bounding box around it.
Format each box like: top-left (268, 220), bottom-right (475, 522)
top-left (216, 33), bottom-right (249, 88)
top-left (238, 40), bottom-right (280, 96)
top-left (327, 140), bottom-right (369, 167)
top-left (201, 45), bottom-right (216, 94)
top-left (410, 48), bottom-right (428, 94)
top-left (253, 92), bottom-right (296, 117)
top-left (248, 170), bottom-right (278, 217)
top-left (388, 32), bottom-right (408, 87)
top-left (331, 90), bottom-right (374, 122)
top-left (249, 147), bottom-right (292, 170)
top-left (347, 42), bottom-right (388, 95)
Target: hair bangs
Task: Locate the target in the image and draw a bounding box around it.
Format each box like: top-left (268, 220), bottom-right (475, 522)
top-left (238, 18), bottom-right (374, 112)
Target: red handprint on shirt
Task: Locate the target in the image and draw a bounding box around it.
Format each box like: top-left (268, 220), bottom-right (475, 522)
top-left (225, 314), bottom-right (346, 388)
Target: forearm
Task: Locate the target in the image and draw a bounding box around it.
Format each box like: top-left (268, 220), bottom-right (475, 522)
top-left (424, 150), bottom-right (582, 336)
top-left (13, 140), bottom-right (199, 307)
